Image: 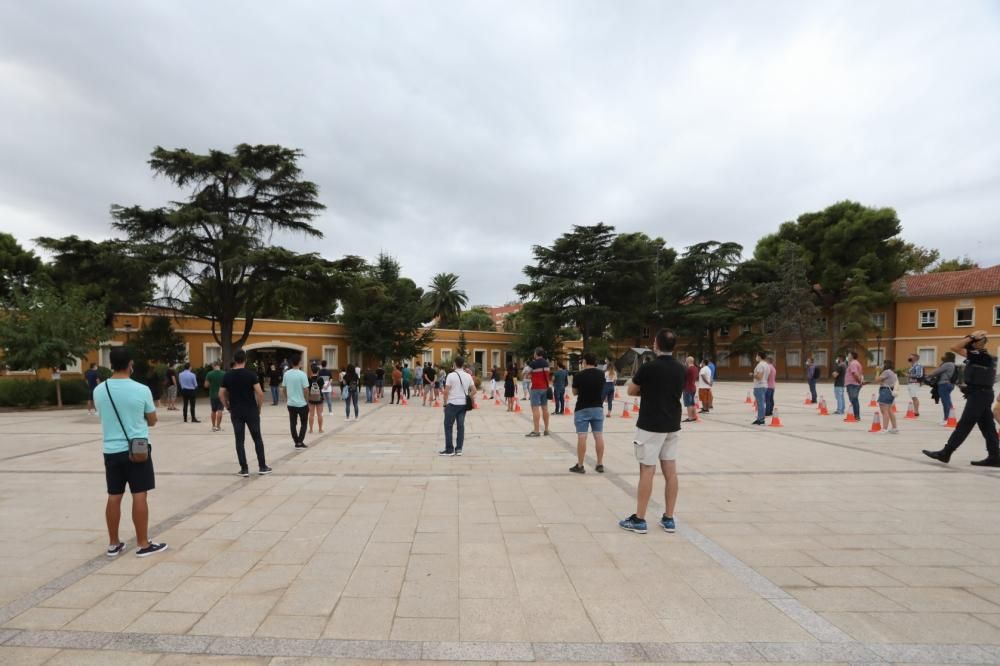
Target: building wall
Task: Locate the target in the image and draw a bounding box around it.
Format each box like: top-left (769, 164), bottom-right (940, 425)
top-left (893, 295), bottom-right (1000, 369)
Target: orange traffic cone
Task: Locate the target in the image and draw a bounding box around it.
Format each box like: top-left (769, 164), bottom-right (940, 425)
top-left (803, 393), bottom-right (812, 405)
top-left (946, 407), bottom-right (957, 427)
top-left (869, 410), bottom-right (882, 433)
top-left (868, 393), bottom-right (877, 407)
top-left (621, 405), bottom-right (631, 418)
top-left (818, 398), bottom-right (829, 416)
top-left (768, 408), bottom-right (783, 427)
top-left (564, 405), bottom-right (573, 415)
top-left (514, 401), bottom-right (522, 413)
top-left (904, 400), bottom-right (916, 419)
top-left (752, 400), bottom-right (758, 411)
top-left (401, 397), bottom-right (408, 405)
top-left (432, 399), bottom-right (440, 407)
top-left (494, 397), bottom-right (502, 406)
top-left (745, 390), bottom-right (753, 404)
top-left (631, 400), bottom-right (639, 412)
top-left (845, 412), bottom-right (858, 423)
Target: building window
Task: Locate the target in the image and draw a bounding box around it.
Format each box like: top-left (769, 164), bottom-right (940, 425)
top-left (813, 350), bottom-right (828, 367)
top-left (740, 323), bottom-right (752, 335)
top-left (641, 326), bottom-right (650, 338)
top-left (815, 317), bottom-right (828, 331)
top-left (868, 348), bottom-right (885, 367)
top-left (786, 349), bottom-right (801, 367)
top-left (955, 307), bottom-right (974, 327)
top-left (739, 353), bottom-right (751, 367)
top-left (491, 350), bottom-right (501, 369)
top-left (840, 320), bottom-right (849, 332)
top-left (871, 313), bottom-right (886, 330)
top-left (60, 356), bottom-right (83, 373)
top-left (994, 305), bottom-right (1000, 326)
top-left (917, 347), bottom-right (936, 366)
top-left (717, 351), bottom-right (730, 364)
top-left (719, 325), bottom-right (730, 338)
top-left (919, 309), bottom-right (937, 329)
top-left (441, 349), bottom-right (452, 363)
top-left (422, 350), bottom-right (433, 365)
top-left (204, 344), bottom-right (222, 366)
top-left (322, 346), bottom-right (338, 370)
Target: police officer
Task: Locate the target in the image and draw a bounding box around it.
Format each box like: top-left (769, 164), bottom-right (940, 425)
top-left (923, 330), bottom-right (999, 467)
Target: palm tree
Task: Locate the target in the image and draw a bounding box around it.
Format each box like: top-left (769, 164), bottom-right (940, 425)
top-left (423, 273), bottom-right (468, 328)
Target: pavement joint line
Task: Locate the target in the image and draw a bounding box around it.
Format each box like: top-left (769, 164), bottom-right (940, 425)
top-left (6, 628), bottom-right (998, 664)
top-left (0, 401), bottom-right (386, 627)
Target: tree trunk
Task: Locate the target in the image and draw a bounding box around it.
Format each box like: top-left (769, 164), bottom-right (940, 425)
top-left (54, 373), bottom-right (63, 408)
top-left (220, 318), bottom-right (234, 369)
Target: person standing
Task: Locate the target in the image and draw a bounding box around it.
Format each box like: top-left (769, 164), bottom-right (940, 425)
top-left (525, 348), bottom-right (552, 437)
top-left (765, 356), bottom-right (777, 417)
top-left (697, 359), bottom-right (713, 414)
top-left (391, 364), bottom-right (403, 404)
top-left (220, 349), bottom-right (271, 477)
top-left (707, 356), bottom-right (716, 384)
top-left (619, 329), bottom-right (686, 534)
top-left (422, 363), bottom-right (436, 406)
top-left (364, 367), bottom-right (377, 403)
top-left (178, 363), bottom-right (199, 423)
top-left (682, 357), bottom-right (698, 422)
top-left (92, 346), bottom-right (167, 558)
top-left (570, 353), bottom-right (606, 474)
top-left (316, 360), bottom-right (333, 414)
top-left (752, 351), bottom-right (770, 425)
top-left (375, 365), bottom-right (385, 400)
top-left (343, 364), bottom-right (360, 419)
top-left (924, 331), bottom-right (999, 466)
top-left (875, 359), bottom-right (899, 434)
top-left (440, 356), bottom-right (474, 456)
top-left (267, 364), bottom-right (282, 406)
top-left (489, 366), bottom-right (500, 400)
top-left (307, 364), bottom-right (325, 433)
top-left (412, 361), bottom-right (424, 400)
top-left (164, 365), bottom-right (178, 411)
top-left (204, 361), bottom-right (226, 432)
top-left (906, 353), bottom-right (924, 417)
top-left (552, 362), bottom-right (569, 415)
top-left (402, 363), bottom-right (412, 400)
top-left (84, 362), bottom-right (102, 415)
top-left (504, 366), bottom-right (516, 411)
top-left (281, 354), bottom-right (310, 448)
top-left (805, 357), bottom-right (818, 404)
top-left (927, 352), bottom-right (957, 425)
top-left (602, 358), bottom-right (618, 416)
top-left (831, 356), bottom-right (846, 415)
top-left (844, 351), bottom-right (864, 422)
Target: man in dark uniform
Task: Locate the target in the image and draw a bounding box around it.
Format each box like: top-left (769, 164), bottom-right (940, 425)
top-left (923, 331), bottom-right (999, 467)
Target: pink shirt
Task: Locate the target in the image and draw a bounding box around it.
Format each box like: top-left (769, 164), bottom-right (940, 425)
top-left (845, 359), bottom-right (864, 386)
top-left (766, 362), bottom-right (776, 389)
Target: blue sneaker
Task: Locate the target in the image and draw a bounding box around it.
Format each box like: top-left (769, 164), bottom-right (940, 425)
top-left (660, 516), bottom-right (676, 533)
top-left (618, 514), bottom-right (647, 534)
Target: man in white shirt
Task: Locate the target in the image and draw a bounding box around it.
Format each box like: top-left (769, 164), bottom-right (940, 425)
top-left (752, 351), bottom-right (770, 425)
top-left (697, 359), bottom-right (713, 414)
top-left (440, 356), bottom-right (474, 457)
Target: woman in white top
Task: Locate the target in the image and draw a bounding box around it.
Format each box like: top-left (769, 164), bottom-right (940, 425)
top-left (876, 359), bottom-right (899, 434)
top-left (603, 361), bottom-right (617, 417)
top-left (697, 359), bottom-right (713, 413)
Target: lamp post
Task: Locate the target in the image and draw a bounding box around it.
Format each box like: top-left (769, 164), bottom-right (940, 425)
top-left (123, 321), bottom-right (133, 344)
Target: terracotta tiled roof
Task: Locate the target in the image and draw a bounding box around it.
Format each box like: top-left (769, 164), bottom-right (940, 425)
top-left (893, 264), bottom-right (1000, 299)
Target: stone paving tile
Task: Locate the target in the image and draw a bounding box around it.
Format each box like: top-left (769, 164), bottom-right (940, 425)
top-left (104, 631), bottom-right (214, 653)
top-left (125, 610), bottom-right (201, 634)
top-left (45, 648), bottom-right (161, 665)
top-left (0, 645), bottom-right (61, 664)
top-left (190, 594), bottom-right (280, 637)
top-left (64, 590), bottom-right (164, 632)
top-left (153, 576), bottom-right (239, 613)
top-left (313, 638), bottom-right (422, 660)
top-left (422, 640), bottom-right (534, 661)
top-left (323, 597), bottom-right (397, 639)
top-left (3, 606), bottom-right (82, 630)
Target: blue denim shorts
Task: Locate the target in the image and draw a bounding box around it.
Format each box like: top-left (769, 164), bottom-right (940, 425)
top-left (529, 388), bottom-right (549, 407)
top-left (877, 387), bottom-right (895, 405)
top-left (574, 407), bottom-right (605, 433)
top-left (682, 391), bottom-right (696, 407)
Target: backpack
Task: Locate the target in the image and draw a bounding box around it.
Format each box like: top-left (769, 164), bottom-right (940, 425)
top-left (309, 379), bottom-right (322, 400)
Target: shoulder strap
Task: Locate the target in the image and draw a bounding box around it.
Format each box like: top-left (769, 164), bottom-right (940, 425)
top-left (104, 382), bottom-right (130, 441)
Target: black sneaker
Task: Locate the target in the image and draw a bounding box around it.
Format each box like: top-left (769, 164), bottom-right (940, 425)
top-left (525, 432), bottom-right (541, 438)
top-left (922, 449), bottom-right (951, 464)
top-left (569, 464), bottom-right (585, 474)
top-left (971, 457), bottom-right (1000, 467)
top-left (295, 442), bottom-right (308, 449)
top-left (595, 464), bottom-right (605, 473)
top-left (258, 466), bottom-right (272, 475)
top-left (135, 542), bottom-right (168, 558)
top-left (455, 450), bottom-right (463, 456)
top-left (438, 449), bottom-right (456, 456)
top-left (106, 542), bottom-right (126, 558)
top-left (238, 468), bottom-right (249, 477)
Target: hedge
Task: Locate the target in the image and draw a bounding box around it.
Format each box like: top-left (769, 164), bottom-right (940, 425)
top-left (0, 379), bottom-right (90, 407)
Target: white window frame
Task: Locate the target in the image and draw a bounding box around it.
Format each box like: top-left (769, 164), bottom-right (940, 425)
top-left (440, 348), bottom-right (452, 363)
top-left (955, 307), bottom-right (975, 328)
top-left (422, 350), bottom-right (433, 365)
top-left (994, 305), bottom-right (1000, 326)
top-left (917, 347), bottom-right (937, 367)
top-left (99, 340), bottom-right (124, 369)
top-left (60, 356), bottom-right (83, 373)
top-left (868, 347), bottom-right (885, 367)
top-left (740, 323), bottom-right (752, 335)
top-left (203, 343), bottom-right (222, 366)
top-left (491, 349), bottom-right (501, 370)
top-left (871, 312), bottom-right (887, 330)
top-left (786, 349), bottom-right (801, 368)
top-left (321, 345), bottom-right (339, 370)
top-left (813, 350), bottom-right (828, 368)
top-left (919, 309), bottom-right (937, 329)
top-left (739, 353), bottom-right (751, 367)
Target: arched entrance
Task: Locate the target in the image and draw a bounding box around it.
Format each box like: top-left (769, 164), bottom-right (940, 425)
top-left (242, 341), bottom-right (309, 372)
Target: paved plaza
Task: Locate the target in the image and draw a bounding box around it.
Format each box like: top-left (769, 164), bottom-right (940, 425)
top-left (1, 381), bottom-right (999, 665)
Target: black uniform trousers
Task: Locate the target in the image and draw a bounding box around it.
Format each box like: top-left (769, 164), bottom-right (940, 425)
top-left (945, 387), bottom-right (999, 459)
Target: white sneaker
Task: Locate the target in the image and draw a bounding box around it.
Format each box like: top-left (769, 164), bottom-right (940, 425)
top-left (939, 420), bottom-right (948, 426)
top-left (887, 428), bottom-right (899, 434)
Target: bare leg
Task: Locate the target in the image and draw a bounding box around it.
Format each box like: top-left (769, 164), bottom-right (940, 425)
top-left (542, 405), bottom-right (550, 432)
top-left (635, 464), bottom-right (656, 520)
top-left (106, 494), bottom-right (123, 545)
top-left (532, 405), bottom-right (541, 433)
top-left (887, 404), bottom-right (897, 430)
top-left (317, 405), bottom-right (324, 432)
top-left (131, 492), bottom-right (150, 548)
top-left (594, 433), bottom-right (605, 465)
top-left (879, 404), bottom-right (890, 430)
top-left (308, 406), bottom-right (316, 432)
top-left (913, 397), bottom-right (920, 414)
top-left (576, 433), bottom-right (587, 465)
top-left (660, 460), bottom-right (678, 518)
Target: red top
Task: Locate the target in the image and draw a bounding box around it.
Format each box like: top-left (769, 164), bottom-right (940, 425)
top-left (528, 358), bottom-right (550, 390)
top-left (684, 365), bottom-right (698, 393)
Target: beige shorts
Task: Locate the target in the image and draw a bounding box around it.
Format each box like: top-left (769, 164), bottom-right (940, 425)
top-left (633, 428), bottom-right (679, 465)
top-left (907, 383), bottom-right (921, 398)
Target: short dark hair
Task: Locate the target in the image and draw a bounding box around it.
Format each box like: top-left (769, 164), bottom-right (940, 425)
top-left (290, 354), bottom-right (302, 367)
top-left (883, 359), bottom-right (895, 370)
top-left (233, 349), bottom-right (247, 364)
top-left (943, 351), bottom-right (956, 362)
top-left (184, 362), bottom-right (191, 370)
top-left (655, 329), bottom-right (676, 352)
top-left (757, 350), bottom-right (768, 360)
top-left (582, 352), bottom-right (597, 366)
top-left (849, 351), bottom-right (859, 360)
top-left (454, 356), bottom-right (465, 368)
top-left (534, 347), bottom-right (544, 358)
top-left (109, 346), bottom-right (132, 372)
top-left (321, 360), bottom-right (327, 367)
top-left (89, 362), bottom-right (97, 369)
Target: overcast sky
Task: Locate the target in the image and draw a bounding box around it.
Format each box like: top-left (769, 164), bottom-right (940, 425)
top-left (2, 1), bottom-right (999, 306)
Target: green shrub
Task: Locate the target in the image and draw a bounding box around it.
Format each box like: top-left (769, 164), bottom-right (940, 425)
top-left (50, 379), bottom-right (90, 405)
top-left (0, 379), bottom-right (51, 407)
top-left (98, 366), bottom-right (113, 381)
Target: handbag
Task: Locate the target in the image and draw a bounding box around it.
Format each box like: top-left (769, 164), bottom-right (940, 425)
top-left (105, 383), bottom-right (150, 463)
top-left (546, 386), bottom-right (554, 400)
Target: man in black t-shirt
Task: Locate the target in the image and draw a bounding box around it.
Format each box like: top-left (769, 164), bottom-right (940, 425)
top-left (422, 364), bottom-right (437, 406)
top-left (570, 352), bottom-right (607, 474)
top-left (619, 329), bottom-right (686, 535)
top-left (267, 364), bottom-right (283, 406)
top-left (220, 350), bottom-right (271, 477)
top-left (375, 367), bottom-right (385, 400)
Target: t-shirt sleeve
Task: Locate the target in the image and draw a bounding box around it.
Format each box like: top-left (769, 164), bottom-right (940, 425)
top-left (632, 363), bottom-right (647, 386)
top-left (143, 385), bottom-right (155, 414)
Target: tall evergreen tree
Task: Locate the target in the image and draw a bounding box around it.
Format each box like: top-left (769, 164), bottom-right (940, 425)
top-left (0, 232), bottom-right (42, 305)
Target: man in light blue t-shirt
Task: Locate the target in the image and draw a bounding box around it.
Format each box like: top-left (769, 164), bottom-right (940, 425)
top-left (92, 346), bottom-right (167, 559)
top-left (281, 354), bottom-right (310, 448)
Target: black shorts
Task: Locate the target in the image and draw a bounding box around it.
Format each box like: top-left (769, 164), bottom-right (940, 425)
top-left (211, 397), bottom-right (224, 412)
top-left (104, 448), bottom-right (155, 495)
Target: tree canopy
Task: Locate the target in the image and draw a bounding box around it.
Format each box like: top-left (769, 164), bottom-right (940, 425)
top-left (129, 316), bottom-right (187, 367)
top-left (0, 232), bottom-right (42, 305)
top-left (459, 307), bottom-right (495, 332)
top-left (423, 273), bottom-right (468, 329)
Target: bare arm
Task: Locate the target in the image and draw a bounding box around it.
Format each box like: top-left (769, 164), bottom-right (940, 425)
top-left (627, 380), bottom-right (641, 397)
top-left (951, 335), bottom-right (976, 354)
top-left (219, 387), bottom-right (230, 411)
top-left (254, 384), bottom-right (264, 412)
top-left (144, 411), bottom-right (157, 427)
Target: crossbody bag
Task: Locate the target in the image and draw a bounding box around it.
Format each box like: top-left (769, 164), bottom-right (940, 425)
top-left (105, 383), bottom-right (150, 463)
top-left (452, 371), bottom-right (474, 411)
